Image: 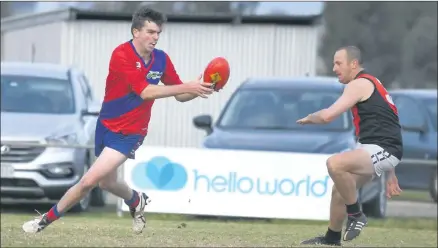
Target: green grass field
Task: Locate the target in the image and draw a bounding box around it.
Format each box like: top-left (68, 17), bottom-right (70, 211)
top-left (396, 189), bottom-right (435, 203)
top-left (1, 212), bottom-right (436, 247)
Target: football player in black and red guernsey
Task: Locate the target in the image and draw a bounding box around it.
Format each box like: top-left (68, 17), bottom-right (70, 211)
top-left (297, 46), bottom-right (403, 246)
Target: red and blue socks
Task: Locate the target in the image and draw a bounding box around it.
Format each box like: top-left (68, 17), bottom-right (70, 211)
top-left (46, 204), bottom-right (62, 223)
top-left (124, 189), bottom-right (140, 209)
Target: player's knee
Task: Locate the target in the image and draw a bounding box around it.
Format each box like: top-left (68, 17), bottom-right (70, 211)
top-left (326, 156), bottom-right (340, 174)
top-left (78, 176), bottom-right (98, 191)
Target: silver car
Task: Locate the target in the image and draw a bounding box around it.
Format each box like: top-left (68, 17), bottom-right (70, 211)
top-left (1, 62), bottom-right (105, 212)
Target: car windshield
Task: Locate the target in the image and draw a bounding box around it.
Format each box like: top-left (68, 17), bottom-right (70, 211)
top-left (423, 98), bottom-right (437, 131)
top-left (218, 88), bottom-right (351, 131)
top-left (1, 75), bottom-right (75, 114)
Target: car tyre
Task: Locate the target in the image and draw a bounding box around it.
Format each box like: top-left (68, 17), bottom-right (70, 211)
top-left (91, 187), bottom-right (107, 207)
top-left (429, 170), bottom-right (437, 203)
top-left (362, 172), bottom-right (387, 218)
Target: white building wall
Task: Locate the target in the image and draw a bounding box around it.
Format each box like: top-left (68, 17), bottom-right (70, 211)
top-left (2, 22), bottom-right (64, 64)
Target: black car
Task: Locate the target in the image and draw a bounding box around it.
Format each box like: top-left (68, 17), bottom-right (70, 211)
top-left (194, 76), bottom-right (389, 218)
top-left (390, 89), bottom-right (437, 202)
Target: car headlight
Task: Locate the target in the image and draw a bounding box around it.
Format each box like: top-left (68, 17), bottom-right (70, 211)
top-left (45, 133), bottom-right (78, 146)
top-left (40, 162), bottom-right (75, 179)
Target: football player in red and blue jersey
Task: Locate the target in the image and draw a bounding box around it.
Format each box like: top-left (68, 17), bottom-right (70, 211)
top-left (23, 7), bottom-right (214, 234)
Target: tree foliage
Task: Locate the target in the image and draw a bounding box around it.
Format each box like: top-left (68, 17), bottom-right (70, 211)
top-left (91, 1), bottom-right (259, 16)
top-left (319, 2), bottom-right (437, 88)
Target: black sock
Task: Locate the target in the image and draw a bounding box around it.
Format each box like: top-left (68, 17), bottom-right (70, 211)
top-left (325, 227), bottom-right (341, 242)
top-left (346, 201), bottom-right (361, 217)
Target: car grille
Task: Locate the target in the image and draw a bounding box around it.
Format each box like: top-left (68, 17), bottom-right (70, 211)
top-left (1, 141), bottom-right (45, 163)
top-left (1, 178), bottom-right (39, 187)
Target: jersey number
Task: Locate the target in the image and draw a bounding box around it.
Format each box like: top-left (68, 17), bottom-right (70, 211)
top-left (376, 78), bottom-right (395, 106)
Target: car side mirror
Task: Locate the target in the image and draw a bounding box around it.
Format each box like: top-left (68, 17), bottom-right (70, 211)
top-left (81, 102), bottom-right (100, 117)
top-left (193, 115), bottom-right (213, 135)
top-left (401, 123), bottom-right (428, 133)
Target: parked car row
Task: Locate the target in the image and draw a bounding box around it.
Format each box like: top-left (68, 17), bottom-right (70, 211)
top-left (390, 89), bottom-right (437, 202)
top-left (1, 62), bottom-right (104, 212)
top-left (193, 76), bottom-right (437, 219)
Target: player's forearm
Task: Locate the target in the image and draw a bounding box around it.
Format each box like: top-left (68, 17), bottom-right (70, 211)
top-left (175, 93), bottom-right (198, 102)
top-left (308, 109), bottom-right (331, 124)
top-left (140, 84), bottom-right (189, 100)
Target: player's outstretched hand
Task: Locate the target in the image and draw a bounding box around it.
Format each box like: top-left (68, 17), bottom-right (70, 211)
top-left (296, 115), bottom-right (312, 125)
top-left (185, 74), bottom-right (214, 98)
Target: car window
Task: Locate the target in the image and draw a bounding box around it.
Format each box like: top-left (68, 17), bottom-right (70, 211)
top-left (393, 96), bottom-right (424, 128)
top-left (1, 75), bottom-right (75, 114)
top-left (218, 88), bottom-right (351, 131)
top-left (423, 98), bottom-right (437, 131)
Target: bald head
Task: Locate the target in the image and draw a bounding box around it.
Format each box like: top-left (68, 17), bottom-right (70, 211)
top-left (337, 46), bottom-right (362, 65)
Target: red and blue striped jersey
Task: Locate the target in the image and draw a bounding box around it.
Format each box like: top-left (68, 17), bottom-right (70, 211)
top-left (98, 40), bottom-right (183, 136)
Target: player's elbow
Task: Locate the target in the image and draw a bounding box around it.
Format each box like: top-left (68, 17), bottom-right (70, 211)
top-left (140, 91), bottom-right (156, 101)
top-left (174, 94), bottom-right (187, 102)
top-left (140, 85), bottom-right (168, 101)
top-left (321, 115), bottom-right (333, 123)
top-left (139, 85), bottom-right (161, 100)
top-left (139, 84), bottom-right (188, 101)
top-left (320, 110), bottom-right (334, 123)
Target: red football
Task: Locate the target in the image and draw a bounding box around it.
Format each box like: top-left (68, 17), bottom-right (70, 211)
top-left (203, 57), bottom-right (230, 91)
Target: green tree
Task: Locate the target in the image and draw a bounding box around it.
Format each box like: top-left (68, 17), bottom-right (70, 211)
top-left (319, 2), bottom-right (437, 88)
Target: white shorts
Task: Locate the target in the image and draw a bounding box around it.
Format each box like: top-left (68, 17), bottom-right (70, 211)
top-left (356, 143), bottom-right (400, 177)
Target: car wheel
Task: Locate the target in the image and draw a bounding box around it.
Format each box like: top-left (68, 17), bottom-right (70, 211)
top-left (429, 170), bottom-right (437, 203)
top-left (362, 173), bottom-right (387, 218)
top-left (70, 162), bottom-right (91, 213)
top-left (91, 187), bottom-right (107, 207)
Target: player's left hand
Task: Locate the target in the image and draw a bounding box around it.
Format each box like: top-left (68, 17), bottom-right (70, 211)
top-left (296, 115), bottom-right (312, 125)
top-left (386, 174), bottom-right (402, 199)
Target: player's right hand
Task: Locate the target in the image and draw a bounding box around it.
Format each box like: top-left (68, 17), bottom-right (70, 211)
top-left (186, 74), bottom-right (214, 98)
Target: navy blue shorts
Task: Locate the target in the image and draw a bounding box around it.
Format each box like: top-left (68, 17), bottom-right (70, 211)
top-left (94, 119), bottom-right (145, 160)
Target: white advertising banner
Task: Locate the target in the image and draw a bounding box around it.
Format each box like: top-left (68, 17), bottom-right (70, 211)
top-left (121, 146), bottom-right (334, 221)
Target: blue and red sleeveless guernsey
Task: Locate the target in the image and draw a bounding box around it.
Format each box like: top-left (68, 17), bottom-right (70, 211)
top-left (351, 70), bottom-right (403, 160)
top-left (99, 40), bottom-right (182, 136)
top-left (98, 40), bottom-right (183, 136)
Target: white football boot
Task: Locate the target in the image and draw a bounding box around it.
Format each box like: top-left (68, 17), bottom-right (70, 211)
top-left (22, 210), bottom-right (51, 233)
top-left (129, 192), bottom-right (151, 234)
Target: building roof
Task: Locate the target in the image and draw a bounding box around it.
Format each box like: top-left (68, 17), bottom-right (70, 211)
top-left (1, 7), bottom-right (322, 32)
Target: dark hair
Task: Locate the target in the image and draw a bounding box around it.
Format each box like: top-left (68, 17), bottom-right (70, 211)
top-left (131, 7), bottom-right (167, 35)
top-left (337, 46), bottom-right (362, 64)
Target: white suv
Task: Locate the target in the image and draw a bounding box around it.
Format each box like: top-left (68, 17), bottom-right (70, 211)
top-left (1, 62), bottom-right (105, 212)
